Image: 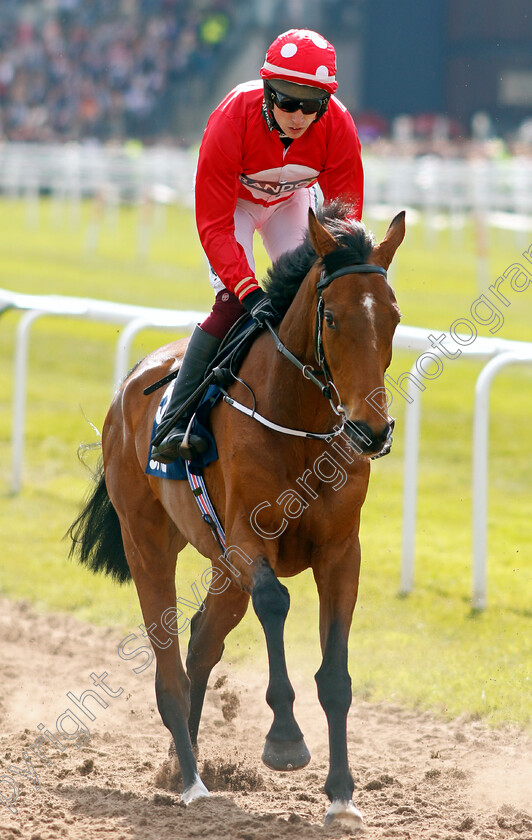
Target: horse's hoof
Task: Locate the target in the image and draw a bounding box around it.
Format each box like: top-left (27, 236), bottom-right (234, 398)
top-left (181, 775), bottom-right (210, 804)
top-left (261, 737), bottom-right (311, 771)
top-left (324, 799), bottom-right (364, 830)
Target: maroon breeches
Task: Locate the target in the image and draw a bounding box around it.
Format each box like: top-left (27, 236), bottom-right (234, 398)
top-left (200, 289), bottom-right (246, 340)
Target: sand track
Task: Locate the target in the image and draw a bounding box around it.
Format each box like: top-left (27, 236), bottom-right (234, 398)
top-left (0, 598), bottom-right (530, 840)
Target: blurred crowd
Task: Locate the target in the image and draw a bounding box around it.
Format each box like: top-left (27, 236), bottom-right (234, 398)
top-left (0, 0), bottom-right (235, 143)
top-left (1, 0), bottom-right (531, 158)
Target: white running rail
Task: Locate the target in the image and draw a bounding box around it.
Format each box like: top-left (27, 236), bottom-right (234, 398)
top-left (2, 287), bottom-right (531, 609)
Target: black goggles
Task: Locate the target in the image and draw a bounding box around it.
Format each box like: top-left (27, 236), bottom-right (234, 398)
top-left (271, 89), bottom-right (328, 116)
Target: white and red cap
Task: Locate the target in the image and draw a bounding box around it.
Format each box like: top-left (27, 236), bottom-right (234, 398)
top-left (260, 29), bottom-right (338, 94)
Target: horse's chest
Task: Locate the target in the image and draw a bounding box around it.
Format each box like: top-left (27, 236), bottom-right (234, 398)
top-left (274, 487), bottom-right (361, 549)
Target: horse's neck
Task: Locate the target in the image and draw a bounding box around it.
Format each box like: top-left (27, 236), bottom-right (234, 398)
top-left (248, 273), bottom-right (329, 426)
top-left (277, 270), bottom-right (317, 361)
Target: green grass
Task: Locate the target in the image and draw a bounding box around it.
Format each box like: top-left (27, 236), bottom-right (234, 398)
top-left (0, 197), bottom-right (531, 729)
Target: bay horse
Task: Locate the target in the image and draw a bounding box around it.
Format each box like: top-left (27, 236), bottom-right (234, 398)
top-left (69, 206), bottom-right (405, 828)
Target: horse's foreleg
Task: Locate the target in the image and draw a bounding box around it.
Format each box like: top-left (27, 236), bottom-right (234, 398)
top-left (186, 581), bottom-right (250, 747)
top-left (313, 541), bottom-right (363, 829)
top-left (252, 562), bottom-right (310, 771)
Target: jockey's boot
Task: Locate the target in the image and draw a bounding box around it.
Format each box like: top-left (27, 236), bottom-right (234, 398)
top-left (151, 325), bottom-right (221, 463)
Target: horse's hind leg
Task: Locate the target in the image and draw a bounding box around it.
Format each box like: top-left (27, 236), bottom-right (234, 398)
top-left (186, 580), bottom-right (250, 747)
top-left (120, 520), bottom-right (208, 804)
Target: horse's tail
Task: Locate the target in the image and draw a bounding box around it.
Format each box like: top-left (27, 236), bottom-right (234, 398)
top-left (67, 460), bottom-right (132, 584)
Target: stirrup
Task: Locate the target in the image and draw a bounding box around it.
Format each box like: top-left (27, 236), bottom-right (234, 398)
top-left (178, 414), bottom-right (209, 460)
top-left (151, 416), bottom-right (208, 464)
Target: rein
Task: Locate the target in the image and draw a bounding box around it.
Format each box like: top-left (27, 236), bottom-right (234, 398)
top-left (223, 262), bottom-right (388, 442)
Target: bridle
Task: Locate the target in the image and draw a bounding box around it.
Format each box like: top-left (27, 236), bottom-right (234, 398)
top-left (266, 262), bottom-right (388, 412)
top-left (313, 263), bottom-right (388, 412)
top-left (222, 261), bottom-right (391, 449)
top-left (150, 260), bottom-right (391, 452)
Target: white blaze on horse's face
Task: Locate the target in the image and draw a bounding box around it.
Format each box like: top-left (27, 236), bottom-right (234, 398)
top-left (361, 292), bottom-right (378, 351)
top-left (320, 274), bottom-right (400, 457)
top-left (322, 275), bottom-right (399, 419)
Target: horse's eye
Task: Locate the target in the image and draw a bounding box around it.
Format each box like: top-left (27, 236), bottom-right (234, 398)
top-left (324, 310), bottom-right (336, 329)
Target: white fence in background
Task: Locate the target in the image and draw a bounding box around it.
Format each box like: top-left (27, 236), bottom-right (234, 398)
top-left (1, 143), bottom-right (532, 223)
top-left (2, 144), bottom-right (531, 293)
top-left (2, 287), bottom-right (532, 610)
top-left (365, 154), bottom-right (532, 218)
top-left (0, 143), bottom-right (197, 207)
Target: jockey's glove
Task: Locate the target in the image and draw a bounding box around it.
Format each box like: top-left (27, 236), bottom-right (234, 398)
top-left (242, 288), bottom-right (280, 327)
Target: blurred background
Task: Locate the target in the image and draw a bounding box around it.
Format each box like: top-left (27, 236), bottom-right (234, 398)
top-left (1, 0), bottom-right (532, 224)
top-left (0, 0), bottom-right (531, 727)
top-left (1, 0), bottom-right (531, 149)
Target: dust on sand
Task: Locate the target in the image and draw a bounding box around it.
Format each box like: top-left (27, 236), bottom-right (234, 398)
top-left (0, 598), bottom-right (530, 840)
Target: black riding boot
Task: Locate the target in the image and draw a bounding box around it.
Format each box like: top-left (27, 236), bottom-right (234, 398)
top-left (151, 325), bottom-right (221, 463)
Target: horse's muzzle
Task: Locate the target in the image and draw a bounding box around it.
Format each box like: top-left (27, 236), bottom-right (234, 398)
top-left (344, 418), bottom-right (395, 457)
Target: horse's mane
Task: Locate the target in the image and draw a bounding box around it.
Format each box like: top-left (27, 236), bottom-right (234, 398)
top-left (263, 201), bottom-right (375, 317)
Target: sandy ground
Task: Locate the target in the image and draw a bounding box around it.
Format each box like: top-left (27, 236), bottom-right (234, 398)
top-left (0, 597), bottom-right (530, 840)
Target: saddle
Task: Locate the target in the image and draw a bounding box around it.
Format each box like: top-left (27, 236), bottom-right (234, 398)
top-left (144, 313), bottom-right (258, 403)
top-left (145, 314), bottom-right (261, 480)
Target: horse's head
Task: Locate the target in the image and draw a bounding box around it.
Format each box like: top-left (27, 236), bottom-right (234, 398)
top-left (308, 208), bottom-right (405, 457)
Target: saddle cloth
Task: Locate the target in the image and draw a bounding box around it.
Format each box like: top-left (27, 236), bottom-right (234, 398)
top-left (145, 314), bottom-right (259, 481)
top-left (145, 382), bottom-right (221, 481)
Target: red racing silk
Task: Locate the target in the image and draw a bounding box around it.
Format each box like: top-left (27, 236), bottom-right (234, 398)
top-left (194, 80), bottom-right (364, 302)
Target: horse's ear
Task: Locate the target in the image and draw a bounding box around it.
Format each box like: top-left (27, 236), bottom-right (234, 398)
top-left (308, 208), bottom-right (338, 257)
top-left (371, 211), bottom-right (406, 270)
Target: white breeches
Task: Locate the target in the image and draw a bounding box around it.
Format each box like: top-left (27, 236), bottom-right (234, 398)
top-left (208, 185), bottom-right (320, 293)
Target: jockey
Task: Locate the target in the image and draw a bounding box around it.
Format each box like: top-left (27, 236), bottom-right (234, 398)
top-left (152, 28), bottom-right (364, 463)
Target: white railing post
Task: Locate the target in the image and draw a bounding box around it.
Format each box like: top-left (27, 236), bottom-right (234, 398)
top-left (114, 318), bottom-right (152, 392)
top-left (472, 351), bottom-right (532, 610)
top-left (11, 310), bottom-right (45, 494)
top-left (400, 362), bottom-right (423, 595)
